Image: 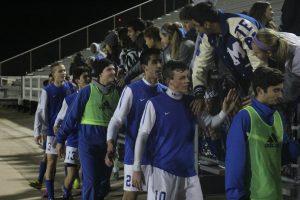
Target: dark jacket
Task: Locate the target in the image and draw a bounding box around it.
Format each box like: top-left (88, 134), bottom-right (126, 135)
top-left (281, 0), bottom-right (300, 36)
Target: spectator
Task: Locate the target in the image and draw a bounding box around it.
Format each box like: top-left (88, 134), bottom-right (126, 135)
top-left (103, 30), bottom-right (121, 66)
top-left (69, 52), bottom-right (86, 76)
top-left (280, 0), bottom-right (300, 36)
top-left (144, 26), bottom-right (162, 49)
top-left (118, 19), bottom-right (149, 86)
top-left (127, 18), bottom-right (147, 52)
top-left (179, 5), bottom-right (198, 42)
top-left (249, 1), bottom-right (278, 30)
top-left (252, 28), bottom-right (300, 102)
top-left (90, 42), bottom-right (106, 60)
top-left (118, 27), bottom-right (139, 72)
top-left (117, 27), bottom-right (139, 87)
top-left (160, 22), bottom-right (195, 66)
top-left (188, 2), bottom-right (265, 99)
top-left (180, 5), bottom-right (205, 69)
top-left (198, 89), bottom-right (238, 161)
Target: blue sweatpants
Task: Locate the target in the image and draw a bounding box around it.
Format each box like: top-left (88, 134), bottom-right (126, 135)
top-left (79, 142), bottom-right (112, 200)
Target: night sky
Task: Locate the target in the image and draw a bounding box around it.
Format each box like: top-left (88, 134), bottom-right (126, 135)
top-left (0, 0), bottom-right (150, 75)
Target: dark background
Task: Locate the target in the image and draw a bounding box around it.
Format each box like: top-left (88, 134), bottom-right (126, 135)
top-left (0, 0), bottom-right (189, 75)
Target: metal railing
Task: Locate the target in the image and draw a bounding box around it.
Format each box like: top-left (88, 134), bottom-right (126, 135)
top-left (0, 0), bottom-right (191, 76)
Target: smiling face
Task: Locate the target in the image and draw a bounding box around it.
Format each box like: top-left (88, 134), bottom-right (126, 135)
top-left (256, 83), bottom-right (283, 105)
top-left (99, 64), bottom-right (116, 85)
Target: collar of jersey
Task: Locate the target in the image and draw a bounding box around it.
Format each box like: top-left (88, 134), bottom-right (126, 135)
top-left (142, 77), bottom-right (158, 87)
top-left (166, 88), bottom-right (183, 100)
top-left (92, 80), bottom-right (112, 95)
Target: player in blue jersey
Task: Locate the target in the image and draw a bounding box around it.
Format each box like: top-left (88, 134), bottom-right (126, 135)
top-left (35, 62), bottom-right (75, 200)
top-left (132, 60), bottom-right (203, 200)
top-left (106, 48), bottom-right (166, 200)
top-left (54, 66), bottom-right (90, 200)
top-left (29, 76), bottom-right (53, 191)
top-left (57, 58), bottom-right (119, 200)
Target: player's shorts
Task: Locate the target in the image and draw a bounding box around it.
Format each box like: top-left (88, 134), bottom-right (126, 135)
top-left (45, 136), bottom-right (57, 155)
top-left (147, 167), bottom-right (203, 200)
top-left (123, 164), bottom-right (151, 192)
top-left (64, 146), bottom-right (79, 165)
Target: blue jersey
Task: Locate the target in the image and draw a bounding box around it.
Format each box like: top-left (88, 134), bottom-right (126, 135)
top-left (226, 98), bottom-right (300, 199)
top-left (124, 80), bottom-right (166, 165)
top-left (149, 93), bottom-right (196, 177)
top-left (44, 82), bottom-right (74, 136)
top-left (64, 92), bottom-right (79, 148)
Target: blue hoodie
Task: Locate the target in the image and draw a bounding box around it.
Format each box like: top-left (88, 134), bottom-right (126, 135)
top-left (225, 98), bottom-right (300, 199)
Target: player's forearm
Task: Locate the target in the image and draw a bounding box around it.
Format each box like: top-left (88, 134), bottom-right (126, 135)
top-left (210, 111), bottom-right (227, 128)
top-left (107, 117), bottom-right (122, 141)
top-left (133, 132), bottom-right (149, 171)
top-left (107, 86), bottom-right (132, 141)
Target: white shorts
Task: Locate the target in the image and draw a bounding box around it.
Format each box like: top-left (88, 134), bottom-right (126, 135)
top-left (45, 136), bottom-right (57, 155)
top-left (64, 146), bottom-right (79, 165)
top-left (147, 167), bottom-right (203, 200)
top-left (123, 164), bottom-right (151, 192)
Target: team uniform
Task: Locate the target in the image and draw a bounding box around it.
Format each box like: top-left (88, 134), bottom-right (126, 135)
top-left (30, 93), bottom-right (50, 189)
top-left (35, 81), bottom-right (75, 199)
top-left (225, 98), bottom-right (300, 199)
top-left (134, 89), bottom-right (203, 200)
top-left (35, 81), bottom-right (75, 155)
top-left (107, 78), bottom-right (166, 192)
top-left (60, 80), bottom-right (119, 200)
top-left (192, 11), bottom-right (265, 96)
top-left (56, 91), bottom-right (80, 165)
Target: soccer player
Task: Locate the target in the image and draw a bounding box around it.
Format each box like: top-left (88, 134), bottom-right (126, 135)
top-left (106, 48), bottom-right (166, 200)
top-left (54, 66), bottom-right (90, 199)
top-left (35, 62), bottom-right (75, 200)
top-left (226, 67), bottom-right (300, 199)
top-left (58, 58), bottom-right (119, 200)
top-left (132, 60), bottom-right (203, 200)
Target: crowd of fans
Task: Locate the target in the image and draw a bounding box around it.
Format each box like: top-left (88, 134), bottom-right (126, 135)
top-left (30, 0), bottom-right (300, 199)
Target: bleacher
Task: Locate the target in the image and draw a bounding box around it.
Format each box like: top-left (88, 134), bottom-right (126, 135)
top-left (30, 0), bottom-right (285, 77)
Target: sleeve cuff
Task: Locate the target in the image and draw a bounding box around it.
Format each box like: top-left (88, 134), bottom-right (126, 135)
top-left (219, 110), bottom-right (227, 119)
top-left (132, 164), bottom-right (142, 172)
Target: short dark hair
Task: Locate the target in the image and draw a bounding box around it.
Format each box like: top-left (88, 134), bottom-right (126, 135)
top-left (163, 60), bottom-right (188, 81)
top-left (117, 27), bottom-right (135, 49)
top-left (189, 2), bottom-right (219, 26)
top-left (140, 48), bottom-right (161, 65)
top-left (73, 66), bottom-right (90, 81)
top-left (92, 58), bottom-right (113, 77)
top-left (252, 67), bottom-right (284, 95)
top-left (144, 26), bottom-right (161, 42)
top-left (127, 18), bottom-right (146, 32)
top-left (179, 5), bottom-right (193, 21)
